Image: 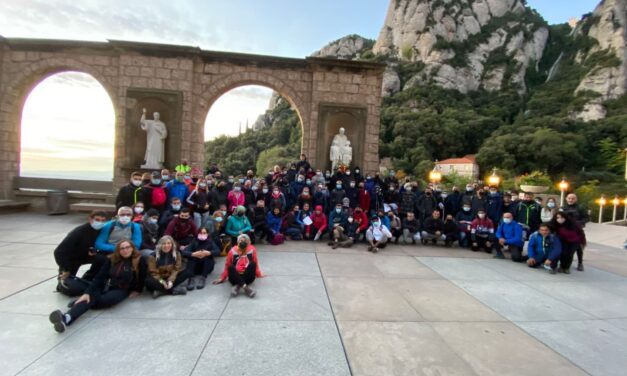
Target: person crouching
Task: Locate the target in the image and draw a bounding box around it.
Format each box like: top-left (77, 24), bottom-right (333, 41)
top-left (213, 234), bottom-right (264, 297)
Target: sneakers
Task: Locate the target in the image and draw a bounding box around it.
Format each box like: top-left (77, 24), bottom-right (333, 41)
top-left (563, 268), bottom-right (571, 274)
top-left (577, 263), bottom-right (584, 271)
top-left (331, 242), bottom-right (339, 249)
top-left (549, 268), bottom-right (557, 275)
top-left (187, 277), bottom-right (196, 291)
top-left (243, 285), bottom-right (256, 298)
top-left (152, 290), bottom-right (165, 299)
top-left (493, 252), bottom-right (505, 259)
top-left (196, 277), bottom-right (206, 289)
top-left (172, 284), bottom-right (187, 295)
top-left (49, 309), bottom-right (66, 333)
top-left (372, 247), bottom-right (379, 253)
top-left (367, 245), bottom-right (374, 252)
top-left (231, 285), bottom-right (241, 296)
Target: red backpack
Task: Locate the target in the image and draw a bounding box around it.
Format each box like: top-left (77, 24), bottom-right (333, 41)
top-left (151, 186), bottom-right (167, 207)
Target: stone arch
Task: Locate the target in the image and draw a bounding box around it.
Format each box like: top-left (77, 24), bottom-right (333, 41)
top-left (196, 72), bottom-right (311, 163)
top-left (0, 57), bottom-right (118, 192)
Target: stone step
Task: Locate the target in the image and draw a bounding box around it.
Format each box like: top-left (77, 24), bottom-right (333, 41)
top-left (0, 200), bottom-right (31, 213)
top-left (70, 202), bottom-right (116, 213)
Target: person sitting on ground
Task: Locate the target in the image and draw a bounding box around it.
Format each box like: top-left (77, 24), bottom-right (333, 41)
top-left (140, 208), bottom-right (160, 253)
top-left (252, 199), bottom-right (270, 244)
top-left (443, 214), bottom-right (458, 247)
top-left (527, 223), bottom-right (562, 274)
top-left (213, 234), bottom-right (263, 298)
top-left (187, 177), bottom-right (212, 229)
top-left (266, 207), bottom-right (283, 243)
top-left (387, 210), bottom-right (402, 244)
top-left (164, 207), bottom-right (197, 250)
top-left (366, 215), bottom-right (392, 253)
top-left (401, 211), bottom-right (421, 245)
top-left (330, 217), bottom-right (358, 249)
top-left (115, 172), bottom-right (145, 209)
top-left (298, 202), bottom-right (313, 239)
top-left (182, 227), bottom-right (219, 290)
top-left (95, 206), bottom-right (142, 254)
top-left (328, 202), bottom-right (348, 239)
top-left (309, 205), bottom-right (328, 241)
top-left (225, 205), bottom-right (254, 244)
top-left (131, 202), bottom-right (145, 223)
top-left (208, 210), bottom-right (229, 255)
top-left (421, 210), bottom-right (446, 245)
top-left (352, 207), bottom-right (369, 242)
top-left (48, 240), bottom-right (146, 333)
top-left (470, 209), bottom-right (495, 252)
top-left (267, 185), bottom-right (287, 213)
top-left (283, 205), bottom-right (304, 240)
top-left (455, 204), bottom-right (474, 248)
top-left (550, 212), bottom-right (586, 274)
top-left (541, 197), bottom-right (558, 223)
top-left (146, 235), bottom-right (191, 298)
top-left (158, 197), bottom-right (182, 235)
top-left (494, 212), bottom-right (524, 260)
top-left (54, 211), bottom-right (109, 292)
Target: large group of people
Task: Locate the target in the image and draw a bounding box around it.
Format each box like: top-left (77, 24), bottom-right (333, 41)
top-left (49, 154), bottom-right (590, 333)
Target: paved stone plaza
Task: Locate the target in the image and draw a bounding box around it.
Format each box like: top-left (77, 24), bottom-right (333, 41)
top-left (0, 213), bottom-right (626, 376)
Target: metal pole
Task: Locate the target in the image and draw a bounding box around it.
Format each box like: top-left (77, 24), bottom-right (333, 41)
top-left (599, 204), bottom-right (604, 224)
top-left (624, 197), bottom-right (627, 221)
top-left (560, 189), bottom-right (565, 208)
top-left (612, 202), bottom-right (618, 223)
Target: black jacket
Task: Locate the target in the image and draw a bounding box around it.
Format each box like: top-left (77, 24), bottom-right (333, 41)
top-left (54, 223), bottom-right (100, 266)
top-left (116, 183), bottom-right (144, 209)
top-left (86, 256), bottom-right (147, 295)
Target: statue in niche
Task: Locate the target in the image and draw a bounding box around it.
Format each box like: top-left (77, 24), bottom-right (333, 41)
top-left (330, 127), bottom-right (352, 170)
top-left (140, 108), bottom-right (168, 169)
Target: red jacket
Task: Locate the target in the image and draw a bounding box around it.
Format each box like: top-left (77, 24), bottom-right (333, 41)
top-left (227, 191), bottom-right (246, 212)
top-left (353, 209), bottom-right (369, 232)
top-left (358, 189), bottom-right (371, 211)
top-left (310, 205), bottom-right (327, 231)
top-left (219, 245), bottom-right (263, 281)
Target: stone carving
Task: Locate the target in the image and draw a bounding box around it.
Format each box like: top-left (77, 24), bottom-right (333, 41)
top-left (140, 108), bottom-right (167, 169)
top-left (330, 127), bottom-right (352, 170)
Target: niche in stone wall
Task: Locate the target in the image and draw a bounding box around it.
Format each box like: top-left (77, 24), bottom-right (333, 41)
top-left (316, 103), bottom-right (367, 171)
top-left (124, 88), bottom-right (182, 171)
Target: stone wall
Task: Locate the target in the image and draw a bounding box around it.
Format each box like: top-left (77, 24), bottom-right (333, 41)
top-left (0, 38), bottom-right (384, 198)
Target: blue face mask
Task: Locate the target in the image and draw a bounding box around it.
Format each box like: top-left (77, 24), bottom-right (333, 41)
top-left (149, 218), bottom-right (158, 225)
top-left (90, 221), bottom-right (105, 230)
top-left (215, 217), bottom-right (223, 223)
top-left (335, 208), bottom-right (342, 213)
top-left (463, 207), bottom-right (471, 212)
top-left (336, 185), bottom-right (342, 189)
top-left (151, 179), bottom-right (161, 185)
top-left (172, 204), bottom-right (181, 211)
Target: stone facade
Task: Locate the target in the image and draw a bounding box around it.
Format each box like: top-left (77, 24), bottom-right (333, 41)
top-left (0, 38), bottom-right (384, 197)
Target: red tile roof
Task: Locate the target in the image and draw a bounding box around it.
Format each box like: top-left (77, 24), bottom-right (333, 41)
top-left (437, 154), bottom-right (477, 165)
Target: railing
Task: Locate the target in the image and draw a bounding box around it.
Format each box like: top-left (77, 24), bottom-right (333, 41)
top-left (596, 195), bottom-right (627, 224)
top-left (13, 176), bottom-right (114, 194)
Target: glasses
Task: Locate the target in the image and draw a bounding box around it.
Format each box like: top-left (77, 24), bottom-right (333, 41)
top-left (119, 245), bottom-right (133, 250)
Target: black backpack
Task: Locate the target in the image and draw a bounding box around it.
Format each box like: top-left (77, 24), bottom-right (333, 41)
top-left (56, 276), bottom-right (90, 297)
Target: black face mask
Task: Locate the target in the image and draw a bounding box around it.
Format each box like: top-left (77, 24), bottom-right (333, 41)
top-left (180, 217), bottom-right (189, 222)
top-left (238, 241), bottom-right (247, 249)
top-left (237, 212), bottom-right (244, 217)
top-left (192, 178), bottom-right (199, 183)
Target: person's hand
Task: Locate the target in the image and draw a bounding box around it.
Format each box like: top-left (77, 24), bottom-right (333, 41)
top-left (88, 249), bottom-right (97, 257)
top-left (204, 204), bottom-right (209, 209)
top-left (129, 291), bottom-right (140, 299)
top-left (544, 259), bottom-right (551, 266)
top-left (212, 278), bottom-right (225, 285)
top-left (527, 258), bottom-right (536, 266)
top-left (166, 281), bottom-right (173, 290)
top-left (75, 293), bottom-right (90, 305)
top-left (499, 238), bottom-right (506, 246)
top-left (203, 250), bottom-right (212, 257)
top-left (58, 271), bottom-right (70, 281)
top-left (192, 251), bottom-right (203, 258)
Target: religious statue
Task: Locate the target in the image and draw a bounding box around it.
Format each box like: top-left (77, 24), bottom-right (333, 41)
top-left (140, 108), bottom-right (168, 169)
top-left (330, 127), bottom-right (352, 170)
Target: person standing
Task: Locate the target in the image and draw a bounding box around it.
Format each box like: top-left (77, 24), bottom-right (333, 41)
top-left (551, 212), bottom-right (586, 274)
top-left (560, 193), bottom-right (589, 271)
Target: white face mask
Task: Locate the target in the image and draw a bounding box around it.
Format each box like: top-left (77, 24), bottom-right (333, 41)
top-left (478, 214), bottom-right (486, 219)
top-left (557, 218), bottom-right (566, 224)
top-left (118, 215), bottom-right (131, 225)
top-left (132, 179), bottom-right (142, 187)
top-left (134, 207), bottom-right (144, 214)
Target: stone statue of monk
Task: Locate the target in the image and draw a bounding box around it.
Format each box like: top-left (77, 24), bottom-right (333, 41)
top-left (140, 108), bottom-right (167, 169)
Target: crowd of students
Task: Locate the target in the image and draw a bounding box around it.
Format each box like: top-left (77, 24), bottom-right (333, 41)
top-left (49, 154), bottom-right (590, 333)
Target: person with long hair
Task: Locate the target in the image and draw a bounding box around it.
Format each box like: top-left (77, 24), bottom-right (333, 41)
top-left (48, 240), bottom-right (147, 333)
top-left (550, 212), bottom-right (587, 274)
top-left (145, 236), bottom-right (192, 298)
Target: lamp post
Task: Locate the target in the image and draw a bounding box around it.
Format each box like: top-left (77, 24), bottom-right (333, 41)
top-left (623, 197), bottom-right (627, 221)
top-left (487, 167), bottom-right (500, 187)
top-left (612, 195), bottom-right (620, 223)
top-left (558, 178), bottom-right (569, 208)
top-left (429, 161), bottom-right (442, 185)
top-left (598, 195), bottom-right (607, 224)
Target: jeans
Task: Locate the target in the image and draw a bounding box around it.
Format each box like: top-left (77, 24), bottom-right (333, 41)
top-left (193, 212), bottom-right (211, 230)
top-left (401, 229), bottom-right (421, 244)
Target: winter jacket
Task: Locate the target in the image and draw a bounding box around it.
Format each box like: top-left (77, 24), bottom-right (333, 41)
top-left (54, 223), bottom-right (101, 266)
top-left (166, 180), bottom-right (190, 206)
top-left (353, 209), bottom-right (369, 233)
top-left (400, 190), bottom-right (417, 215)
top-left (227, 190), bottom-right (246, 212)
top-left (219, 245), bottom-right (263, 281)
top-left (182, 237), bottom-right (219, 258)
top-left (310, 205), bottom-right (328, 232)
top-left (555, 224), bottom-right (586, 245)
top-left (515, 200), bottom-right (542, 232)
top-left (148, 251), bottom-right (184, 283)
top-left (470, 218), bottom-right (495, 237)
top-left (358, 189), bottom-right (371, 212)
top-left (422, 217), bottom-right (444, 234)
top-left (95, 220), bottom-right (142, 253)
top-left (402, 217), bottom-right (420, 234)
top-left (527, 232), bottom-right (562, 262)
top-left (86, 254), bottom-right (146, 295)
top-left (328, 209), bottom-right (348, 232)
top-left (164, 217), bottom-right (198, 244)
top-left (561, 204), bottom-right (589, 227)
top-left (225, 214), bottom-right (253, 237)
top-left (115, 183), bottom-right (144, 209)
top-left (495, 221), bottom-right (524, 247)
top-left (486, 193), bottom-right (503, 224)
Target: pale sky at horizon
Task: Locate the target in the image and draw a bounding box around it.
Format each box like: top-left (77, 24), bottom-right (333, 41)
top-left (2, 0), bottom-right (601, 180)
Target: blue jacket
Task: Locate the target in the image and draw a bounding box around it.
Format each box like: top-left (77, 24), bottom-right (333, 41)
top-left (328, 209), bottom-right (348, 232)
top-left (166, 180), bottom-right (189, 205)
top-left (95, 220), bottom-right (142, 253)
top-left (266, 211), bottom-right (282, 234)
top-left (527, 232), bottom-right (562, 262)
top-left (495, 221), bottom-right (524, 247)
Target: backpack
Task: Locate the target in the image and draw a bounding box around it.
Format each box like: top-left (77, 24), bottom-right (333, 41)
top-left (151, 186), bottom-right (167, 207)
top-left (271, 233), bottom-right (285, 245)
top-left (56, 276), bottom-right (90, 297)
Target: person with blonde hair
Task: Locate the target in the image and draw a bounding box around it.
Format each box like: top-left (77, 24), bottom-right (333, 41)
top-left (145, 235), bottom-right (191, 298)
top-left (213, 234), bottom-right (263, 298)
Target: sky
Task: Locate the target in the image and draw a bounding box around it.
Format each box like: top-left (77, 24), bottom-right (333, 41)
top-left (1, 0), bottom-right (602, 180)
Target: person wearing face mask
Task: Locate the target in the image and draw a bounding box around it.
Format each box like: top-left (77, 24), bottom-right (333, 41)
top-left (213, 234), bottom-right (264, 298)
top-left (421, 210), bottom-right (446, 245)
top-left (486, 187), bottom-right (503, 225)
top-left (470, 209), bottom-right (495, 252)
top-left (357, 183), bottom-right (372, 217)
top-left (550, 212), bottom-right (586, 273)
top-left (227, 182), bottom-right (246, 213)
top-left (470, 188), bottom-right (488, 217)
top-left (384, 170), bottom-right (398, 192)
top-left (313, 184), bottom-right (330, 215)
top-left (289, 174), bottom-right (306, 204)
top-left (95, 207), bottom-right (142, 254)
top-left (146, 236), bottom-right (192, 298)
top-left (308, 205), bottom-right (328, 241)
top-left (187, 178), bottom-right (212, 229)
top-left (401, 211), bottom-right (421, 245)
top-left (242, 180), bottom-right (256, 208)
top-left (328, 203), bottom-right (348, 238)
top-left (226, 205), bottom-right (254, 245)
top-left (417, 188), bottom-right (438, 224)
top-left (345, 179), bottom-right (358, 208)
top-left (384, 184), bottom-right (401, 213)
top-left (387, 210), bottom-right (402, 244)
top-left (166, 171), bottom-right (191, 206)
top-left (140, 208), bottom-right (160, 254)
top-left (295, 153), bottom-right (311, 173)
top-left (251, 200), bottom-right (271, 244)
top-left (284, 205), bottom-right (304, 241)
top-left (48, 240), bottom-right (147, 333)
top-left (526, 224), bottom-right (562, 273)
top-left (366, 215), bottom-right (392, 252)
top-left (208, 210), bottom-right (228, 254)
top-left (54, 211), bottom-right (110, 295)
top-left (455, 204), bottom-right (475, 248)
top-left (444, 186), bottom-right (461, 217)
top-left (159, 197), bottom-right (183, 236)
top-left (298, 203), bottom-right (313, 238)
top-left (443, 214), bottom-right (459, 247)
top-left (182, 227), bottom-right (219, 290)
top-left (399, 183), bottom-right (418, 220)
top-left (502, 193), bottom-right (518, 216)
top-left (131, 202), bottom-right (145, 223)
top-left (329, 215), bottom-right (358, 249)
top-left (266, 207), bottom-right (284, 244)
top-left (330, 180), bottom-right (346, 209)
top-left (514, 192), bottom-right (542, 240)
top-left (560, 193), bottom-right (589, 271)
top-left (352, 166), bottom-right (363, 184)
top-left (175, 159), bottom-right (192, 174)
top-left (541, 197), bottom-right (558, 223)
top-left (187, 169), bottom-right (202, 193)
top-left (142, 171), bottom-right (167, 212)
top-left (459, 184), bottom-right (475, 209)
top-left (267, 185), bottom-right (287, 214)
top-left (115, 172), bottom-right (146, 209)
top-left (494, 212), bottom-right (524, 260)
top-left (164, 207), bottom-right (198, 250)
top-left (160, 169), bottom-right (171, 184)
top-left (213, 181), bottom-right (230, 210)
top-left (297, 187), bottom-right (313, 209)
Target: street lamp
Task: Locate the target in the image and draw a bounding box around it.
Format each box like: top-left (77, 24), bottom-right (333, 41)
top-left (623, 197), bottom-right (627, 221)
top-left (429, 161), bottom-right (442, 184)
top-left (612, 195), bottom-right (621, 223)
top-left (598, 195), bottom-right (607, 224)
top-left (558, 178), bottom-right (569, 208)
top-left (487, 167), bottom-right (500, 187)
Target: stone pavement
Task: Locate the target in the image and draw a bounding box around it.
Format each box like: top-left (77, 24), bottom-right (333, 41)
top-left (1, 213), bottom-right (627, 376)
